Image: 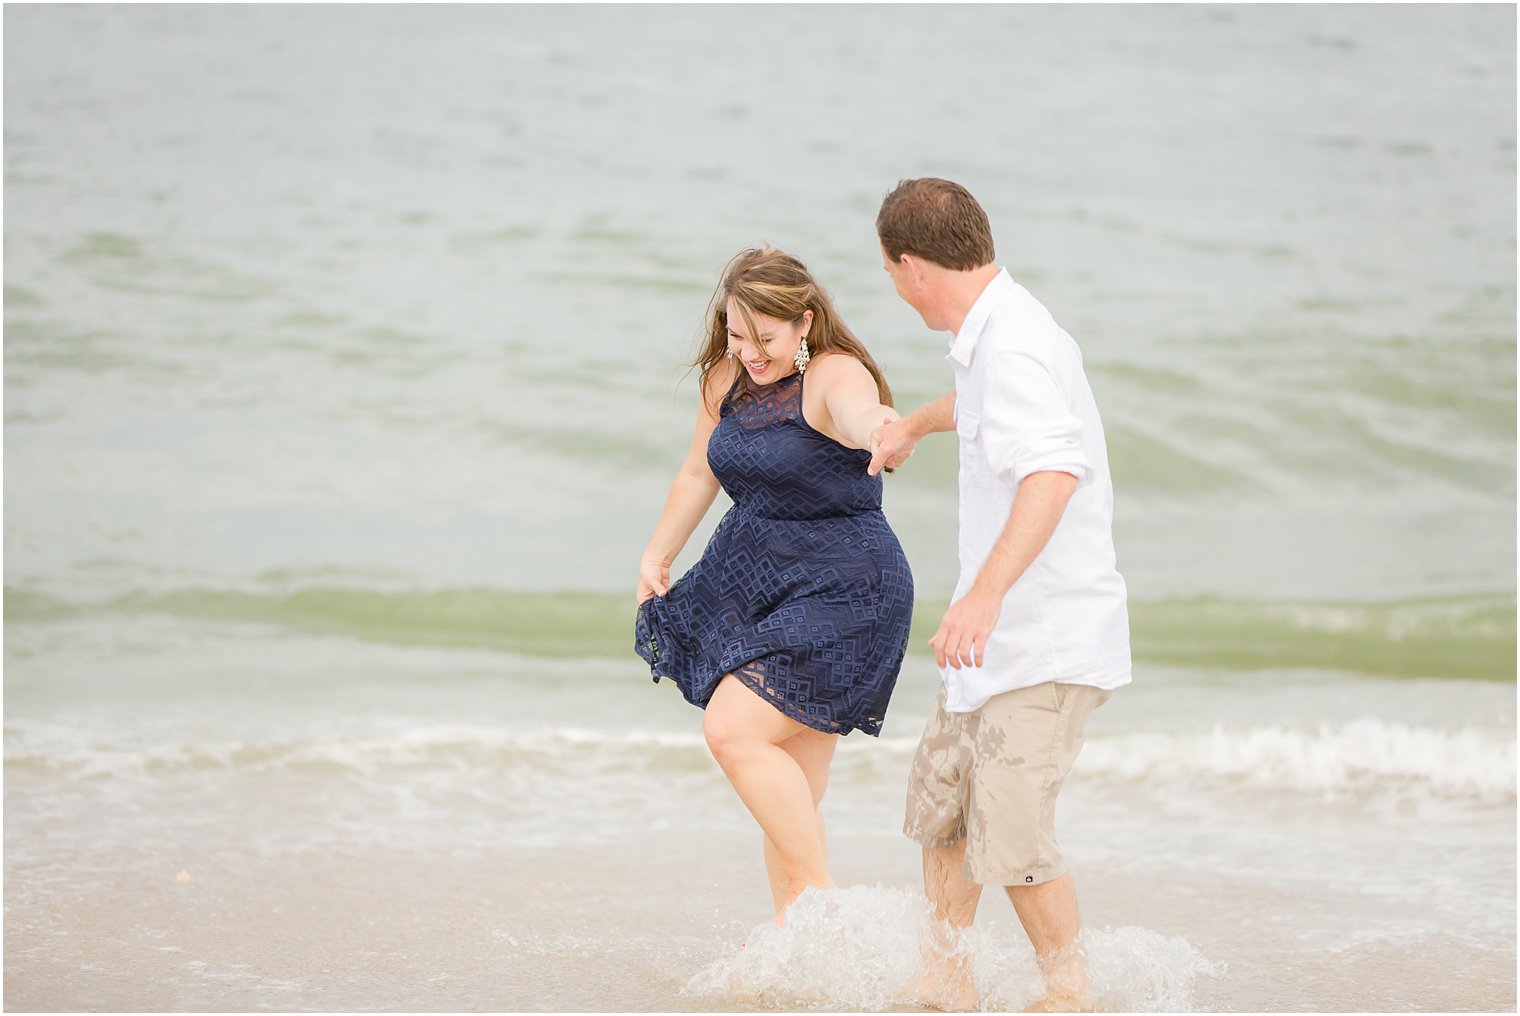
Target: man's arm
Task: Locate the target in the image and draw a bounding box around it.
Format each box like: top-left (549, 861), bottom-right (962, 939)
top-left (867, 390), bottom-right (956, 476)
top-left (930, 470), bottom-right (1079, 670)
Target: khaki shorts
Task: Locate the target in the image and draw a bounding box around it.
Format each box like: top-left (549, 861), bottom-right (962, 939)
top-left (903, 681), bottom-right (1110, 887)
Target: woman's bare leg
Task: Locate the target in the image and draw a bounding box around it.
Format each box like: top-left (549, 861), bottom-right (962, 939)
top-left (703, 675), bottom-right (836, 920)
top-left (762, 725), bottom-right (837, 913)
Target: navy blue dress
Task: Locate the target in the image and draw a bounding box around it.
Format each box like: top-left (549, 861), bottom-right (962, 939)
top-left (635, 367), bottom-right (914, 736)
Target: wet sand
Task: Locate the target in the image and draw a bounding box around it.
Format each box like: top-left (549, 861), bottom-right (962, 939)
top-left (7, 827), bottom-right (1514, 1012)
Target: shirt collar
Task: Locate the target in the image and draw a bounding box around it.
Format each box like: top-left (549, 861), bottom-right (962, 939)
top-left (946, 268), bottom-right (1013, 367)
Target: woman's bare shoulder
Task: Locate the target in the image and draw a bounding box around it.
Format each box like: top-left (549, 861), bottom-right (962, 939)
top-left (805, 351), bottom-right (871, 385)
top-left (700, 357), bottom-right (741, 412)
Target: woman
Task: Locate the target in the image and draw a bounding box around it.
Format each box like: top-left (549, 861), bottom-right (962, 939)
top-left (635, 246), bottom-right (914, 922)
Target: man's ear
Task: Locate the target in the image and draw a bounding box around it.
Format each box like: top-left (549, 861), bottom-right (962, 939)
top-left (900, 253), bottom-right (927, 286)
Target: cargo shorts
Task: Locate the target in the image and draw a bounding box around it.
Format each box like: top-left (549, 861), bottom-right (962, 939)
top-left (903, 680), bottom-right (1110, 887)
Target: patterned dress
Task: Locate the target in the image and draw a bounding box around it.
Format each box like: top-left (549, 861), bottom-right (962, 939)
top-left (635, 367), bottom-right (914, 736)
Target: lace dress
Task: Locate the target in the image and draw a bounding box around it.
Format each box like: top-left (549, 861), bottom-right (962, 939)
top-left (635, 368), bottom-right (914, 736)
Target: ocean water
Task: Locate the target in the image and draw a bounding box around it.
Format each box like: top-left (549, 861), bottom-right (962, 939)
top-left (4, 4), bottom-right (1515, 1012)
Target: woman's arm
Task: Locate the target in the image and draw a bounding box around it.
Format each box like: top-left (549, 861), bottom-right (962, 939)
top-left (867, 390), bottom-right (955, 476)
top-left (636, 364), bottom-right (735, 603)
top-left (806, 353), bottom-right (899, 452)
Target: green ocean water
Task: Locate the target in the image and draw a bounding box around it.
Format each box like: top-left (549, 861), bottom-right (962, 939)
top-left (5, 5), bottom-right (1515, 629)
top-left (7, 584), bottom-right (1514, 682)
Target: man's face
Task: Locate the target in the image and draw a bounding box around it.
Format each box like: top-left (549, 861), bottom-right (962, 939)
top-left (881, 247), bottom-right (937, 330)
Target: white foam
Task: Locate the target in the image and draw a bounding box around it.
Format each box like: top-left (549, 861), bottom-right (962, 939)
top-left (1, 721), bottom-right (709, 776)
top-left (10, 717), bottom-right (1513, 802)
top-left (684, 885), bottom-right (1219, 1012)
top-left (1081, 719), bottom-right (1516, 800)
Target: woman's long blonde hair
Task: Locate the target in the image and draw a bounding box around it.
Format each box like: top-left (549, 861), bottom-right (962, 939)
top-left (694, 246), bottom-right (893, 412)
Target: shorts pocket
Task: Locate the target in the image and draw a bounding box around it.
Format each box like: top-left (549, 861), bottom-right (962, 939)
top-left (1051, 682), bottom-right (1069, 710)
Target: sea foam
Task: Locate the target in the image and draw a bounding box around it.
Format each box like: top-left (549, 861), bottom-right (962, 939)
top-left (684, 885), bottom-right (1220, 1012)
top-left (1080, 719), bottom-right (1516, 800)
top-left (9, 718), bottom-right (1514, 801)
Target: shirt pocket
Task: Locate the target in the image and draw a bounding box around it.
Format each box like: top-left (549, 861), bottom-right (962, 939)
top-left (954, 407), bottom-right (993, 489)
top-left (955, 406), bottom-right (981, 440)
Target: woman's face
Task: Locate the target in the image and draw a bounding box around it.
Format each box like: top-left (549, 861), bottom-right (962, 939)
top-left (725, 298), bottom-right (812, 384)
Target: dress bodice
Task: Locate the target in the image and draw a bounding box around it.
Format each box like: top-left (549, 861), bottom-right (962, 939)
top-left (707, 370), bottom-right (882, 521)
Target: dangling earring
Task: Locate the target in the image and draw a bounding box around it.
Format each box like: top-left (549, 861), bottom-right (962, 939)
top-left (794, 336), bottom-right (811, 374)
top-left (726, 349), bottom-right (735, 360)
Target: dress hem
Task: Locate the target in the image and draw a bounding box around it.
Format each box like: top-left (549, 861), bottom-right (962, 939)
top-left (728, 665), bottom-right (881, 738)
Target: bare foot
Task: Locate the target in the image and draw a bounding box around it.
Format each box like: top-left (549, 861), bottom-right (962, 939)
top-left (774, 882), bottom-right (838, 926)
top-left (905, 963), bottom-right (979, 1011)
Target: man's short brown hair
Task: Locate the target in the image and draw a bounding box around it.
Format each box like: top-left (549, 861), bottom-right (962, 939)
top-left (876, 178), bottom-right (995, 271)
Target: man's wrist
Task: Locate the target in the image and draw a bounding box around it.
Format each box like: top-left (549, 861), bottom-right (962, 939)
top-left (966, 579), bottom-right (1009, 604)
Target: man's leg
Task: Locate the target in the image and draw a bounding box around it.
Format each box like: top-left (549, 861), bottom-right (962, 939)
top-left (909, 838), bottom-right (984, 1010)
top-left (903, 688), bottom-right (982, 1010)
top-left (926, 838), bottom-right (984, 927)
top-left (966, 684), bottom-right (1109, 1011)
top-left (1005, 873), bottom-right (1087, 1009)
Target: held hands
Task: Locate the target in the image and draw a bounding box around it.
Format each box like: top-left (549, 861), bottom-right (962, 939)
top-left (867, 416), bottom-right (917, 477)
top-left (929, 590), bottom-right (1003, 670)
top-left (635, 558), bottom-right (670, 605)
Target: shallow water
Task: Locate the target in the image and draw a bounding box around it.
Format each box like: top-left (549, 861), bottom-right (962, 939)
top-left (5, 4), bottom-right (1516, 1011)
top-left (4, 627), bottom-right (1514, 1010)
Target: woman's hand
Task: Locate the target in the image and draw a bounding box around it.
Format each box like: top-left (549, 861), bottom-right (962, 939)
top-left (636, 558), bottom-right (671, 604)
top-left (868, 414), bottom-right (916, 476)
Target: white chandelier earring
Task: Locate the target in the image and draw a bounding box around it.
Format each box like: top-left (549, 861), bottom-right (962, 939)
top-left (794, 335), bottom-right (811, 374)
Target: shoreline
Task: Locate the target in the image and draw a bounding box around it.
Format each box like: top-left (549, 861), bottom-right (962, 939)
top-left (7, 839), bottom-right (1514, 1013)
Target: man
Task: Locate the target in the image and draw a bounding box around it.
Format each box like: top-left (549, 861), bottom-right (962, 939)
top-left (868, 178), bottom-right (1131, 1012)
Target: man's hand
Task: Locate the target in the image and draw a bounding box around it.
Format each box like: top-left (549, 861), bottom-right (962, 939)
top-left (929, 589), bottom-right (1003, 670)
top-left (868, 417), bottom-right (918, 476)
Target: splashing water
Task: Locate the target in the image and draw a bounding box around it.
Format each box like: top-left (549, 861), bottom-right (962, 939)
top-left (684, 885), bottom-right (1220, 1012)
top-left (1075, 927), bottom-right (1225, 1013)
top-left (685, 886), bottom-right (924, 1011)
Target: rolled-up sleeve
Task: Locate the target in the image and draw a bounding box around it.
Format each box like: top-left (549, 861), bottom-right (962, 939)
top-left (981, 350), bottom-right (1091, 488)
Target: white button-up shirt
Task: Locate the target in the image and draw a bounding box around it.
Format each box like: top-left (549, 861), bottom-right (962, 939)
top-left (941, 268), bottom-right (1132, 712)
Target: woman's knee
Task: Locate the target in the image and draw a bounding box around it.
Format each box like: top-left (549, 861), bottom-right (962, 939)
top-left (702, 703), bottom-right (749, 766)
